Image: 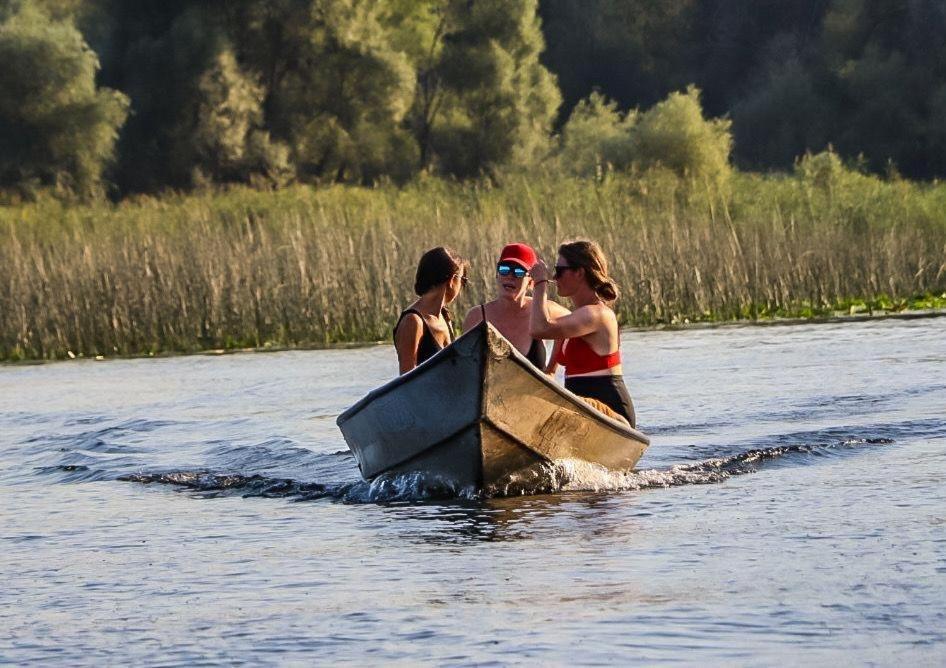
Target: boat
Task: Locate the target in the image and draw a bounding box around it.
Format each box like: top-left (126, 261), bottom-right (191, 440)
top-left (336, 321), bottom-right (650, 493)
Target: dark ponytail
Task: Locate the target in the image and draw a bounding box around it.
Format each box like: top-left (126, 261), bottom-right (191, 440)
top-left (414, 246), bottom-right (468, 295)
top-left (558, 239), bottom-right (621, 303)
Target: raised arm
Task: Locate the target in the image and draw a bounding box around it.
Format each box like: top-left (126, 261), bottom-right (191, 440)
top-left (394, 314), bottom-right (423, 374)
top-left (530, 260), bottom-right (599, 340)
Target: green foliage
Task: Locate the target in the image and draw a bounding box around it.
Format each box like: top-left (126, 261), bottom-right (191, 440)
top-left (795, 148), bottom-right (849, 191)
top-left (186, 47), bottom-right (292, 187)
top-left (730, 36), bottom-right (832, 170)
top-left (632, 86), bottom-right (732, 185)
top-left (430, 0), bottom-right (560, 178)
top-left (540, 0), bottom-right (696, 113)
top-left (193, 48), bottom-right (263, 172)
top-left (558, 91), bottom-right (637, 176)
top-left (542, 0), bottom-right (946, 180)
top-left (0, 0), bottom-right (127, 197)
top-left (559, 86), bottom-right (732, 185)
top-left (239, 0), bottom-right (418, 185)
top-left (6, 0), bottom-right (946, 195)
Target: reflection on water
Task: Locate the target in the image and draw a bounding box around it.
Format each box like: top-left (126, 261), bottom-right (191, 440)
top-left (2, 316), bottom-right (945, 664)
top-left (374, 492), bottom-right (633, 545)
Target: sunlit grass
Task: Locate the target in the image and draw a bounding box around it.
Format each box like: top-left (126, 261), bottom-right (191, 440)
top-left (2, 169), bottom-right (945, 360)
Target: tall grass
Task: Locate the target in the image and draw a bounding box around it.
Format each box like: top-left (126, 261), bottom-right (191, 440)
top-left (2, 168), bottom-right (945, 360)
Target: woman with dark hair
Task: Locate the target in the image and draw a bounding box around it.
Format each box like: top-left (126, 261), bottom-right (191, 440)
top-left (529, 239), bottom-right (636, 427)
top-left (394, 246), bottom-right (469, 374)
top-left (461, 242), bottom-right (570, 369)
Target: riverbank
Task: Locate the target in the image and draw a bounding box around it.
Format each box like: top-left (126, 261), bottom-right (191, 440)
top-left (2, 169), bottom-right (945, 361)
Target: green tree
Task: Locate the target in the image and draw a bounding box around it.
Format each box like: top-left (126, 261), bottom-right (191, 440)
top-left (730, 35), bottom-right (833, 169)
top-left (818, 0), bottom-right (946, 177)
top-left (235, 0), bottom-right (417, 184)
top-left (379, 0), bottom-right (447, 171)
top-left (430, 0), bottom-right (560, 178)
top-left (178, 46), bottom-right (292, 187)
top-left (539, 0), bottom-right (697, 122)
top-left (0, 0), bottom-right (128, 197)
top-left (84, 1), bottom-right (220, 192)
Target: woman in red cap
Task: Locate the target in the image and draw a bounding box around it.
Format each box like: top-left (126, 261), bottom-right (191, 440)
top-left (462, 242), bottom-right (569, 369)
top-left (394, 246), bottom-right (469, 374)
top-left (529, 239), bottom-right (636, 427)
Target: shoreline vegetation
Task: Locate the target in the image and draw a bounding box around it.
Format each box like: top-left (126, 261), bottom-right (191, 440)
top-left (6, 309), bottom-right (944, 367)
top-left (3, 162), bottom-right (945, 362)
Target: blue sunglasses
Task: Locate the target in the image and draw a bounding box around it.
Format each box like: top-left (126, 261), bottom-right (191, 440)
top-left (497, 263), bottom-right (528, 278)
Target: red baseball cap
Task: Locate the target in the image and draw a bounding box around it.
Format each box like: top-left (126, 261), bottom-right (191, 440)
top-left (497, 243), bottom-right (537, 270)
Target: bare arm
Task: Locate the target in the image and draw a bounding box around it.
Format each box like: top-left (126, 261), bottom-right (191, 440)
top-left (546, 299), bottom-right (571, 321)
top-left (530, 280), bottom-right (599, 340)
top-left (394, 314), bottom-right (423, 375)
top-left (531, 303), bottom-right (599, 340)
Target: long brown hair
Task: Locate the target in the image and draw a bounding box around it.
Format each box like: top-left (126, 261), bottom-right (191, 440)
top-left (558, 239), bottom-right (620, 302)
top-left (413, 246), bottom-right (468, 295)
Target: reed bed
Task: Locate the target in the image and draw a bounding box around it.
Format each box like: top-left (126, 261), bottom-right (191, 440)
top-left (2, 170), bottom-right (945, 361)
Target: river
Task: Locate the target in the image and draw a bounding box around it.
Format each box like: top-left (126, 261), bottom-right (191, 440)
top-left (2, 316), bottom-right (944, 664)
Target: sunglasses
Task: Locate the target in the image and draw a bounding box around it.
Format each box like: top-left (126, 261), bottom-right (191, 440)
top-left (496, 263), bottom-right (528, 279)
top-left (554, 265), bottom-right (574, 279)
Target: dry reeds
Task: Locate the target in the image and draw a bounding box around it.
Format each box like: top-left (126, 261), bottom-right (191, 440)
top-left (2, 170), bottom-right (945, 360)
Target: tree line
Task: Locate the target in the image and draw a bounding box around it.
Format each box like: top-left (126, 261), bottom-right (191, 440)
top-left (541, 0), bottom-right (946, 178)
top-left (2, 0), bottom-right (944, 198)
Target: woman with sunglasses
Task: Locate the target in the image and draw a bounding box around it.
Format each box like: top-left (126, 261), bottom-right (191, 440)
top-left (394, 246), bottom-right (469, 374)
top-left (462, 243), bottom-right (569, 369)
top-left (529, 239), bottom-right (636, 428)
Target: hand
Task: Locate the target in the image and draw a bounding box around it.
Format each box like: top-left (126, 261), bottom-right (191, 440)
top-left (531, 258), bottom-right (550, 283)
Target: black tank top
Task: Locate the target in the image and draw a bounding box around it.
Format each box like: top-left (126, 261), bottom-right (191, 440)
top-left (393, 308), bottom-right (453, 366)
top-left (480, 305), bottom-right (546, 369)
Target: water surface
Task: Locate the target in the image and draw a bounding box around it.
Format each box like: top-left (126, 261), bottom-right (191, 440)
top-left (2, 317), bottom-right (945, 664)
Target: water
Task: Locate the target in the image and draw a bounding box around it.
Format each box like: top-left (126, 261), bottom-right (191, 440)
top-left (2, 317), bottom-right (945, 664)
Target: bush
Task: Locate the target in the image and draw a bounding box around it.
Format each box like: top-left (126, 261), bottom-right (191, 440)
top-left (632, 86), bottom-right (732, 186)
top-left (558, 86), bottom-right (732, 186)
top-left (558, 91), bottom-right (638, 177)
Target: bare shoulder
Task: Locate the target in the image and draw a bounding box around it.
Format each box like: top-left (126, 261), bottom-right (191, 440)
top-left (462, 303), bottom-right (487, 331)
top-left (596, 303), bottom-right (619, 324)
top-left (395, 312), bottom-right (423, 340)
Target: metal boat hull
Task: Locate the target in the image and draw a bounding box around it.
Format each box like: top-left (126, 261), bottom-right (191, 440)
top-left (336, 322), bottom-right (649, 492)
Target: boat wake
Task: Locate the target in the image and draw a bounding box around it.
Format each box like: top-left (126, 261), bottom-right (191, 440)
top-left (119, 469), bottom-right (481, 502)
top-left (117, 436), bottom-right (893, 502)
top-left (536, 436), bottom-right (894, 495)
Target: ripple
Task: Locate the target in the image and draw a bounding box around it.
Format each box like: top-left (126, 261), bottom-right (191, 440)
top-left (118, 471), bottom-right (330, 500)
